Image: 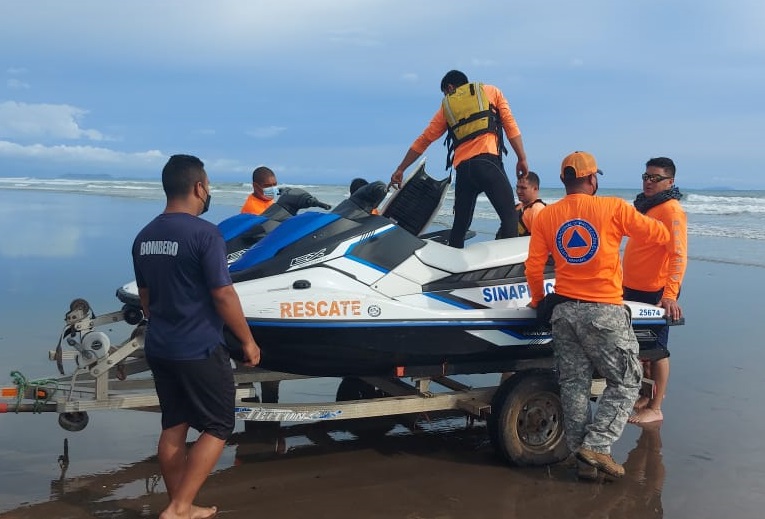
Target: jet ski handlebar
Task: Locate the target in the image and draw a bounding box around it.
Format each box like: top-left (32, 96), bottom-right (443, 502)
top-left (274, 187), bottom-right (332, 215)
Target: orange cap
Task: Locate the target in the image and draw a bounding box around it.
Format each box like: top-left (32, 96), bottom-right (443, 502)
top-left (560, 151), bottom-right (604, 179)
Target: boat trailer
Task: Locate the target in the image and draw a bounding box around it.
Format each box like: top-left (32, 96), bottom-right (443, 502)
top-left (1, 299), bottom-right (613, 467)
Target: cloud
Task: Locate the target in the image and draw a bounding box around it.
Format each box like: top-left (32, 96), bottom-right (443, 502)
top-left (0, 140), bottom-right (163, 164)
top-left (0, 101), bottom-right (105, 141)
top-left (6, 78), bottom-right (30, 89)
top-left (400, 73), bottom-right (418, 82)
top-left (246, 126), bottom-right (287, 139)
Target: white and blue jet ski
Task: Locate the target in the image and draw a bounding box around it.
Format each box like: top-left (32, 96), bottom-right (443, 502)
top-left (117, 165), bottom-right (676, 377)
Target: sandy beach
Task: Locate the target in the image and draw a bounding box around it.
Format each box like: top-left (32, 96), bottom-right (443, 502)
top-left (2, 189), bottom-right (765, 518)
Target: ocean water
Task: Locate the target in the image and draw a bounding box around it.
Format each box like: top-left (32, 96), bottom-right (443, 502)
top-left (2, 175), bottom-right (764, 264)
top-left (1, 178), bottom-right (765, 516)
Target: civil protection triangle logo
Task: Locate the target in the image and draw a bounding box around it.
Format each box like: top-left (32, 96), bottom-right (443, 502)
top-left (555, 219), bottom-right (599, 264)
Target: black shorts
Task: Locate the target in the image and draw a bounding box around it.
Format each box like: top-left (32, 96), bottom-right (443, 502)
top-left (147, 344), bottom-right (235, 440)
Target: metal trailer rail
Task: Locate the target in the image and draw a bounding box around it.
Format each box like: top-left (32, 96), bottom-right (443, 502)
top-left (0, 300), bottom-right (607, 467)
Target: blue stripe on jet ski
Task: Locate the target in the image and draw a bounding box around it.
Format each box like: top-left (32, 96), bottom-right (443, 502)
top-left (424, 292), bottom-right (488, 310)
top-left (217, 213), bottom-right (267, 241)
top-left (230, 212), bottom-right (340, 272)
top-left (345, 226), bottom-right (396, 273)
top-left (424, 292), bottom-right (473, 309)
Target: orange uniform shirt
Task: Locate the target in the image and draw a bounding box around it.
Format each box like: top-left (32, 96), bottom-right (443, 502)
top-left (622, 199), bottom-right (687, 300)
top-left (525, 194), bottom-right (670, 306)
top-left (240, 194), bottom-right (274, 215)
top-left (410, 84), bottom-right (521, 169)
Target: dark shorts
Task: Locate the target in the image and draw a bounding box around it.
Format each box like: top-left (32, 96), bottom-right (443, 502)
top-left (147, 344), bottom-right (235, 440)
top-left (623, 286), bottom-right (670, 359)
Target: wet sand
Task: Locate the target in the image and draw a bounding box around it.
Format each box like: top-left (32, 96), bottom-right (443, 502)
top-left (0, 417), bottom-right (667, 519)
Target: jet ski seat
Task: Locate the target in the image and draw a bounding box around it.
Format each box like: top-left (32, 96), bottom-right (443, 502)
top-left (414, 237), bottom-right (531, 273)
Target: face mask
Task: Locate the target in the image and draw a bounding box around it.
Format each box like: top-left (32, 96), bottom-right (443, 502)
top-left (201, 189), bottom-right (212, 215)
top-left (262, 186), bottom-right (279, 200)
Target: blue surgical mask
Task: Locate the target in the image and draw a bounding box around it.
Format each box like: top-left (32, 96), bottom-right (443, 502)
top-left (262, 186), bottom-right (279, 200)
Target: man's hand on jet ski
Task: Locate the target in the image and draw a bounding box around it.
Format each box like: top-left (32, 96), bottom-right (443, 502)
top-left (659, 297), bottom-right (683, 322)
top-left (388, 167), bottom-right (404, 190)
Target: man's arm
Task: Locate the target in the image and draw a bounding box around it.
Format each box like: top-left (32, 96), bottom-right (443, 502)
top-left (659, 206), bottom-right (688, 320)
top-left (489, 85), bottom-right (528, 178)
top-left (390, 108), bottom-right (446, 188)
top-left (525, 231), bottom-right (550, 308)
top-left (390, 148), bottom-right (423, 189)
top-left (211, 284), bottom-right (261, 367)
top-left (507, 134), bottom-right (529, 178)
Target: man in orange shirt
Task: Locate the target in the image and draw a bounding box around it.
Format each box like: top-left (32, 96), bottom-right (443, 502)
top-left (525, 151), bottom-right (669, 480)
top-left (515, 171), bottom-right (546, 236)
top-left (623, 157), bottom-right (687, 424)
top-left (241, 166), bottom-right (278, 215)
top-left (389, 70), bottom-right (529, 248)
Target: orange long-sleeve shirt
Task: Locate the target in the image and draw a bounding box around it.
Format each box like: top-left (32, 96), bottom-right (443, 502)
top-left (240, 194), bottom-right (273, 215)
top-left (622, 199), bottom-right (687, 300)
top-left (410, 84), bottom-right (521, 168)
top-left (525, 194), bottom-right (670, 306)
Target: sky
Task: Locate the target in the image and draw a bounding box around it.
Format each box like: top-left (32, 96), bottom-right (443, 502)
top-left (1, 0), bottom-right (763, 189)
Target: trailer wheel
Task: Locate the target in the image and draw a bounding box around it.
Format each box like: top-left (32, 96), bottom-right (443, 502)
top-left (58, 412), bottom-right (89, 432)
top-left (336, 377), bottom-right (395, 437)
top-left (488, 372), bottom-right (569, 466)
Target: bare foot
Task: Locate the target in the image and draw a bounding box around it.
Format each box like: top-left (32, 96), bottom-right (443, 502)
top-left (628, 407), bottom-right (663, 424)
top-left (191, 505), bottom-right (218, 519)
top-left (633, 396), bottom-right (649, 411)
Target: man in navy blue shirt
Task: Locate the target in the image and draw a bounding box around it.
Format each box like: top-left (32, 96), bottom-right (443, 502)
top-left (133, 154), bottom-right (260, 519)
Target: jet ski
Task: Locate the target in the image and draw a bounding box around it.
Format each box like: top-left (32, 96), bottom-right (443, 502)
top-left (117, 166), bottom-right (675, 378)
top-left (219, 210), bottom-right (676, 376)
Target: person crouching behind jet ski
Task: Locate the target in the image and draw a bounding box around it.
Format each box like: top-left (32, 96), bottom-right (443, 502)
top-left (241, 165), bottom-right (279, 215)
top-left (350, 178), bottom-right (380, 215)
top-left (389, 69), bottom-right (529, 248)
top-left (514, 170), bottom-right (546, 236)
top-left (525, 151), bottom-right (670, 480)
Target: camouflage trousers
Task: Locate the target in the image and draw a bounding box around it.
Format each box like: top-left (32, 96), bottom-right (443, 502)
top-left (551, 301), bottom-right (641, 454)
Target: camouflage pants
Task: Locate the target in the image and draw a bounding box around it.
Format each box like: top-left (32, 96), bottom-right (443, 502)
top-left (551, 301), bottom-right (641, 454)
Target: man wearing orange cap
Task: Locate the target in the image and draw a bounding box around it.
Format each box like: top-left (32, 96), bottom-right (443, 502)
top-left (525, 151), bottom-right (670, 480)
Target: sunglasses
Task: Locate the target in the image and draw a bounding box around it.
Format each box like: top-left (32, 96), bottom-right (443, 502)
top-left (642, 173), bottom-right (672, 183)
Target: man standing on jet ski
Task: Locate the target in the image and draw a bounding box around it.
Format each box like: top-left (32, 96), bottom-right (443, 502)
top-left (241, 166), bottom-right (279, 215)
top-left (389, 69), bottom-right (529, 248)
top-left (525, 151), bottom-right (670, 480)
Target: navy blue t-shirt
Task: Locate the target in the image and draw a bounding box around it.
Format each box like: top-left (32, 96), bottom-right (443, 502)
top-left (132, 213), bottom-right (232, 360)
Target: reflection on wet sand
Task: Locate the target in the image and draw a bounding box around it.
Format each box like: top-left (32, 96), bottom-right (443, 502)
top-left (0, 416), bottom-right (667, 519)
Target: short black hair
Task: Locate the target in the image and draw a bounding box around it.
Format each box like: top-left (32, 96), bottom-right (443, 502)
top-left (252, 166), bottom-right (276, 184)
top-left (350, 178), bottom-right (368, 194)
top-left (162, 154), bottom-right (206, 199)
top-left (440, 70), bottom-right (469, 92)
top-left (524, 171), bottom-right (541, 188)
top-left (646, 157), bottom-right (676, 177)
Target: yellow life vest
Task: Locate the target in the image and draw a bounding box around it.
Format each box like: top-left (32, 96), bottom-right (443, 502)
top-left (441, 82), bottom-right (504, 169)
